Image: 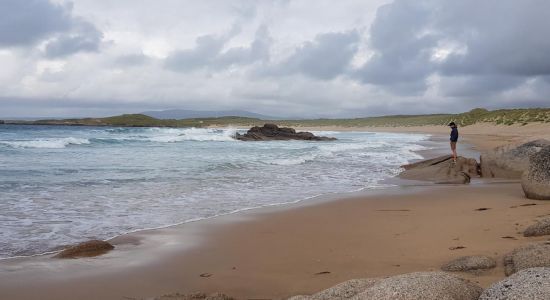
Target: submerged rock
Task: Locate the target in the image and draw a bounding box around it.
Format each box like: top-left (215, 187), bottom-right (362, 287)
top-left (400, 155), bottom-right (479, 184)
top-left (479, 267), bottom-right (550, 299)
top-left (524, 217), bottom-right (550, 237)
top-left (480, 139), bottom-right (550, 179)
top-left (235, 124), bottom-right (336, 141)
top-left (441, 255), bottom-right (496, 272)
top-left (522, 145), bottom-right (550, 200)
top-left (54, 239), bottom-right (114, 258)
top-left (503, 242), bottom-right (550, 276)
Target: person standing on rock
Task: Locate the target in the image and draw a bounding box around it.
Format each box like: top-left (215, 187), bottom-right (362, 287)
top-left (449, 122), bottom-right (459, 163)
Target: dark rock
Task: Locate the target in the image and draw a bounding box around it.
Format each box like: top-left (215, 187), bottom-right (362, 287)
top-left (522, 145), bottom-right (550, 200)
top-left (479, 267), bottom-right (550, 299)
top-left (288, 278), bottom-right (378, 300)
top-left (354, 272), bottom-right (483, 300)
top-left (480, 139), bottom-right (550, 179)
top-left (524, 217), bottom-right (550, 237)
top-left (441, 255), bottom-right (496, 272)
top-left (54, 239), bottom-right (114, 258)
top-left (503, 242), bottom-right (550, 276)
top-left (235, 124), bottom-right (336, 141)
top-left (0, 120), bottom-right (4, 124)
top-left (400, 155), bottom-right (479, 184)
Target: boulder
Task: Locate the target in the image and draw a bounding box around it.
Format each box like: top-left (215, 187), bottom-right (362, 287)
top-left (400, 155), bottom-right (479, 184)
top-left (503, 242), bottom-right (550, 276)
top-left (479, 267), bottom-right (550, 299)
top-left (235, 124), bottom-right (336, 141)
top-left (353, 272), bottom-right (482, 300)
top-left (480, 139), bottom-right (550, 179)
top-left (151, 293), bottom-right (235, 300)
top-left (288, 278), bottom-right (378, 300)
top-left (524, 217), bottom-right (550, 237)
top-left (441, 255), bottom-right (496, 272)
top-left (54, 239), bottom-right (114, 258)
top-left (522, 145), bottom-right (550, 200)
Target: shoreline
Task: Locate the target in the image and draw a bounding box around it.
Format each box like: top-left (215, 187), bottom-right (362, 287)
top-left (0, 125), bottom-right (549, 299)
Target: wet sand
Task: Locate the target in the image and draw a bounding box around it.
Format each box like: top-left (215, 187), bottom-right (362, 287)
top-left (1, 125), bottom-right (549, 300)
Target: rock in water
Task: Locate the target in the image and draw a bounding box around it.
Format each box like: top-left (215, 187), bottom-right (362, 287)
top-left (524, 217), bottom-right (550, 237)
top-left (441, 255), bottom-right (497, 272)
top-left (54, 239), bottom-right (114, 258)
top-left (399, 155), bottom-right (479, 184)
top-left (235, 124), bottom-right (336, 141)
top-left (522, 145), bottom-right (550, 200)
top-left (353, 272), bottom-right (482, 300)
top-left (480, 139), bottom-right (550, 179)
top-left (479, 267), bottom-right (550, 299)
top-left (503, 242), bottom-right (550, 276)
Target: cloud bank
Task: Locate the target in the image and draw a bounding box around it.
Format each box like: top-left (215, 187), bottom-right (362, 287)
top-left (0, 0), bottom-right (549, 118)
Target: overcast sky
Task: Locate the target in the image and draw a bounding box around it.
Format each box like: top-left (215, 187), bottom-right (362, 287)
top-left (1, 0), bottom-right (549, 118)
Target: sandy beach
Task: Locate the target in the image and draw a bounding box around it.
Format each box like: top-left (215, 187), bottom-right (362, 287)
top-left (1, 124), bottom-right (549, 300)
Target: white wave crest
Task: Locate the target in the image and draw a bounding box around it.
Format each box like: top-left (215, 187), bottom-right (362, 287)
top-left (147, 127), bottom-right (237, 142)
top-left (1, 137), bottom-right (90, 149)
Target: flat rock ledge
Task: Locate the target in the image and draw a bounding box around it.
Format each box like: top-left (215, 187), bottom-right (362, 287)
top-left (54, 239), bottom-right (114, 259)
top-left (400, 155), bottom-right (479, 184)
top-left (524, 217), bottom-right (550, 237)
top-left (479, 267), bottom-right (550, 299)
top-left (504, 241), bottom-right (550, 276)
top-left (441, 255), bottom-right (497, 273)
top-left (235, 124), bottom-right (336, 141)
top-left (288, 272), bottom-right (482, 300)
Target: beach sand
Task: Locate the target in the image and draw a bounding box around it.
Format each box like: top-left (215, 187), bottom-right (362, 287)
top-left (1, 123), bottom-right (549, 300)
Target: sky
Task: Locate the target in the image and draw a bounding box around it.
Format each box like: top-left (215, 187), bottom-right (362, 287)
top-left (1, 0), bottom-right (549, 118)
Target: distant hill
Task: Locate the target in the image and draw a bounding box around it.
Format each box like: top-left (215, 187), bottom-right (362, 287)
top-left (7, 107), bottom-right (550, 128)
top-left (141, 109), bottom-right (281, 120)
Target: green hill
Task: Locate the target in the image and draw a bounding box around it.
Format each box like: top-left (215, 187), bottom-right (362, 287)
top-left (15, 107), bottom-right (550, 128)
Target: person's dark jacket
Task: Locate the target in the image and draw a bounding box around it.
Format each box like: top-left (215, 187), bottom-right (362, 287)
top-left (450, 127), bottom-right (459, 142)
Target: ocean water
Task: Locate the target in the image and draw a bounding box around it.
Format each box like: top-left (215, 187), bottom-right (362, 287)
top-left (0, 125), bottom-right (428, 259)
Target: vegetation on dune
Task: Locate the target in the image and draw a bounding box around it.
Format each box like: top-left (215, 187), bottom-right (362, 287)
top-left (13, 107), bottom-right (550, 128)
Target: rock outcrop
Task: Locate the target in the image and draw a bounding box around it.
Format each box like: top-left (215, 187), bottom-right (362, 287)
top-left (480, 139), bottom-right (550, 179)
top-left (400, 155), bottom-right (479, 184)
top-left (503, 242), bottom-right (550, 276)
top-left (288, 278), bottom-right (378, 300)
top-left (54, 239), bottom-right (114, 258)
top-left (524, 217), bottom-right (550, 237)
top-left (235, 124), bottom-right (336, 141)
top-left (441, 255), bottom-right (496, 272)
top-left (353, 272), bottom-right (482, 300)
top-left (479, 267), bottom-right (550, 299)
top-left (290, 272), bottom-right (482, 300)
top-left (151, 292), bottom-right (235, 300)
top-left (522, 145), bottom-right (550, 200)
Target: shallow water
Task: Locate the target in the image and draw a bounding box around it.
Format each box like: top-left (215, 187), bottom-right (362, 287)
top-left (0, 125), bottom-right (428, 258)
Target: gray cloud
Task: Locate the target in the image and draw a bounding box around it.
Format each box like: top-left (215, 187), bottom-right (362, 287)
top-left (267, 30), bottom-right (359, 80)
top-left (354, 0), bottom-right (435, 93)
top-left (353, 0), bottom-right (550, 97)
top-left (44, 20), bottom-right (103, 58)
top-left (164, 25), bottom-right (270, 72)
top-left (0, 0), bottom-right (103, 57)
top-left (0, 0), bottom-right (72, 47)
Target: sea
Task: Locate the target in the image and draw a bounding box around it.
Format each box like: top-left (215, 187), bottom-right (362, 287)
top-left (0, 124), bottom-right (429, 259)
